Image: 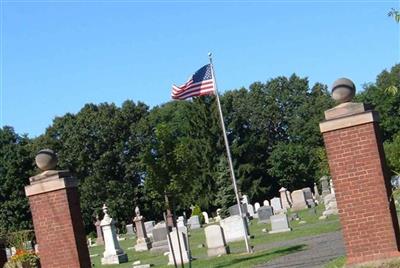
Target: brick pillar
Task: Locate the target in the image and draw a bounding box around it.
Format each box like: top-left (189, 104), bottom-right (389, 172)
top-left (320, 80), bottom-right (400, 266)
top-left (25, 170), bottom-right (91, 268)
top-left (0, 240), bottom-right (7, 267)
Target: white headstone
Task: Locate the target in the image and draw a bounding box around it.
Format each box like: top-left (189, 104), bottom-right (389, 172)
top-left (177, 216), bottom-right (186, 228)
top-left (263, 200), bottom-right (270, 206)
top-left (241, 194), bottom-right (249, 204)
top-left (268, 214), bottom-right (291, 234)
top-left (270, 197), bottom-right (282, 213)
top-left (167, 230), bottom-right (189, 265)
top-left (100, 204), bottom-right (128, 264)
top-left (202, 212), bottom-right (209, 224)
top-left (204, 225), bottom-right (229, 257)
top-left (247, 204), bottom-right (255, 217)
top-left (254, 202), bottom-right (261, 212)
top-left (290, 190), bottom-right (308, 211)
top-left (219, 215), bottom-right (248, 243)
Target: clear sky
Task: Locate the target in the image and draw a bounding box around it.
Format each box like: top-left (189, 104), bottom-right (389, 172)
top-left (1, 0), bottom-right (399, 137)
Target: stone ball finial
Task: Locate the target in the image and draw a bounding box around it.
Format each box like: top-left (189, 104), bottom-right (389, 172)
top-left (35, 149), bottom-right (58, 171)
top-left (331, 78), bottom-right (356, 103)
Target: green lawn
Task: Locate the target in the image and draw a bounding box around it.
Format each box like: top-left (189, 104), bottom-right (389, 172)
top-left (89, 205), bottom-right (340, 267)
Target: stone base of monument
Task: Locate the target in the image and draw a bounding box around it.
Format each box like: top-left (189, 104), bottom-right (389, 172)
top-left (207, 245), bottom-right (230, 257)
top-left (268, 228), bottom-right (291, 234)
top-left (290, 204), bottom-right (308, 212)
top-left (135, 237), bottom-right (152, 252)
top-left (151, 240), bottom-right (169, 252)
top-left (101, 251), bottom-right (128, 265)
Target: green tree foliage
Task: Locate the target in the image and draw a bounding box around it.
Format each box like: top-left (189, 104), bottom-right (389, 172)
top-left (4, 64), bottom-right (400, 233)
top-left (32, 101), bottom-right (149, 232)
top-left (0, 127), bottom-right (35, 232)
top-left (357, 64), bottom-right (400, 141)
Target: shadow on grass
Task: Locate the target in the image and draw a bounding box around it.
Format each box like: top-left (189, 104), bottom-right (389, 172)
top-left (212, 244), bottom-right (307, 268)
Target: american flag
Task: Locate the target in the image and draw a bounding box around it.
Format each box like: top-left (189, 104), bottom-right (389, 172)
top-left (171, 64), bottom-right (215, 100)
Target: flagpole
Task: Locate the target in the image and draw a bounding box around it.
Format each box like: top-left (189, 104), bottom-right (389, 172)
top-left (208, 52), bottom-right (252, 254)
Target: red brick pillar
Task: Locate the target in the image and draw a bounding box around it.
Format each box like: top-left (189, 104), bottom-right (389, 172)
top-left (25, 151), bottom-right (91, 268)
top-left (0, 240), bottom-right (7, 267)
top-left (320, 78), bottom-right (400, 266)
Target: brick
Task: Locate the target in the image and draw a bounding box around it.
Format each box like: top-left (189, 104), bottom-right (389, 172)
top-left (28, 184), bottom-right (91, 268)
top-left (323, 121), bottom-right (400, 265)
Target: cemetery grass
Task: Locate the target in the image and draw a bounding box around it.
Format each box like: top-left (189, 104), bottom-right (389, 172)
top-left (90, 206), bottom-right (340, 267)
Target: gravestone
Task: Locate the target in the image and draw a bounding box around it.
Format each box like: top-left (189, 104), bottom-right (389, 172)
top-left (202, 212), bottom-right (209, 224)
top-left (144, 221), bottom-right (155, 237)
top-left (151, 223), bottom-right (169, 252)
top-left (172, 226), bottom-right (188, 238)
top-left (263, 200), bottom-right (269, 206)
top-left (257, 206), bottom-right (273, 223)
top-left (151, 223), bottom-right (168, 251)
top-left (247, 204), bottom-right (255, 217)
top-left (279, 187), bottom-right (291, 209)
top-left (254, 202), bottom-right (261, 212)
top-left (133, 206), bottom-right (152, 251)
top-left (291, 190), bottom-right (308, 211)
top-left (95, 215), bottom-right (104, 245)
top-left (320, 176), bottom-right (330, 200)
top-left (313, 183), bottom-right (320, 201)
top-left (204, 225), bottom-right (229, 257)
top-left (302, 187), bottom-right (313, 200)
top-left (219, 215), bottom-right (249, 243)
top-left (241, 194), bottom-right (249, 204)
top-left (177, 216), bottom-right (186, 228)
top-left (167, 230), bottom-right (189, 265)
top-left (215, 208), bottom-right (222, 222)
top-left (268, 214), bottom-right (291, 234)
top-left (270, 197), bottom-right (283, 214)
top-left (126, 224), bottom-right (134, 235)
top-left (228, 204), bottom-right (248, 217)
top-left (188, 215), bottom-right (201, 229)
top-left (100, 204), bottom-right (128, 264)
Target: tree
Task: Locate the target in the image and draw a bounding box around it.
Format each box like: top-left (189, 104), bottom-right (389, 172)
top-left (357, 64), bottom-right (400, 141)
top-left (32, 101), bottom-right (149, 232)
top-left (0, 127), bottom-right (35, 232)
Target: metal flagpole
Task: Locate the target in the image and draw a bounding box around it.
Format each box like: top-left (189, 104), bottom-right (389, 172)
top-left (208, 52), bottom-right (252, 254)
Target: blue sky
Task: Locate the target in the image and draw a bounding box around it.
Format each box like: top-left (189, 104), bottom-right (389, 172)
top-left (1, 0), bottom-right (399, 137)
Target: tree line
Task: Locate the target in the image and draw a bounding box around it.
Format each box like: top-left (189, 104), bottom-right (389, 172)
top-left (1, 64), bottom-right (399, 233)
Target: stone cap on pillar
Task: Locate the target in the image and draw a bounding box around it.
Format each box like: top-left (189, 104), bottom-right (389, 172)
top-left (25, 149), bottom-right (78, 197)
top-left (320, 78), bottom-right (379, 133)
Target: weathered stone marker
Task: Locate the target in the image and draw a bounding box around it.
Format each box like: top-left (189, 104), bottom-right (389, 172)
top-left (133, 206), bottom-right (152, 251)
top-left (204, 225), bottom-right (229, 257)
top-left (320, 78), bottom-right (400, 266)
top-left (25, 149), bottom-right (91, 268)
top-left (101, 204), bottom-right (128, 264)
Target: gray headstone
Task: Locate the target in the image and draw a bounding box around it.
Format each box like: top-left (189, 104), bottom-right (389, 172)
top-left (150, 224), bottom-right (169, 252)
top-left (320, 176), bottom-right (330, 198)
top-left (144, 221), bottom-right (155, 237)
top-left (254, 202), bottom-right (261, 212)
top-left (257, 206), bottom-right (273, 223)
top-left (302, 187), bottom-right (313, 200)
top-left (204, 225), bottom-right (229, 257)
top-left (219, 215), bottom-right (249, 243)
top-left (228, 204), bottom-right (248, 217)
top-left (188, 215), bottom-right (201, 229)
top-left (268, 214), bottom-right (291, 234)
top-left (126, 224), bottom-right (134, 235)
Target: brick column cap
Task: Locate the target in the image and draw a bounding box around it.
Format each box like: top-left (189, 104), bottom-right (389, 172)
top-left (320, 110), bottom-right (379, 133)
top-left (25, 170), bottom-right (78, 197)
